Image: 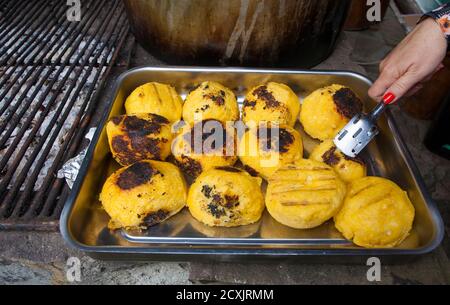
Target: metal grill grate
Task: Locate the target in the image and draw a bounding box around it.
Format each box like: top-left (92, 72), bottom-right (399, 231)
top-left (0, 0), bottom-right (129, 230)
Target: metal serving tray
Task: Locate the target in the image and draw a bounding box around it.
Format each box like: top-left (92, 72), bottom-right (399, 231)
top-left (60, 66), bottom-right (444, 261)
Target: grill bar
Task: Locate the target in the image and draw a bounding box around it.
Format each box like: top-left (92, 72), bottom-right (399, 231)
top-left (0, 0), bottom-right (130, 230)
top-left (10, 13), bottom-right (128, 219)
top-left (0, 2), bottom-right (67, 65)
top-left (0, 0), bottom-right (55, 58)
top-left (0, 1), bottom-right (38, 37)
top-left (0, 1), bottom-right (107, 170)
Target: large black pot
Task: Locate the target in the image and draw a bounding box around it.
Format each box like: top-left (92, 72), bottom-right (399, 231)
top-left (123, 0), bottom-right (351, 68)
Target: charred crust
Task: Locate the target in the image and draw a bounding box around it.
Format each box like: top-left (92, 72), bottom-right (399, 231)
top-left (253, 85), bottom-right (280, 108)
top-left (130, 136), bottom-right (162, 161)
top-left (243, 99), bottom-right (256, 109)
top-left (201, 185), bottom-right (213, 198)
top-left (110, 116), bottom-right (122, 125)
top-left (257, 127), bottom-right (294, 153)
top-left (224, 194), bottom-right (239, 209)
top-left (195, 104), bottom-right (210, 113)
top-left (321, 146), bottom-right (340, 166)
top-left (177, 155), bottom-right (203, 177)
top-left (117, 161), bottom-right (157, 190)
top-left (151, 113), bottom-right (170, 124)
top-left (244, 165), bottom-right (259, 177)
top-left (215, 166), bottom-right (242, 173)
top-left (342, 153), bottom-right (365, 165)
top-left (112, 136), bottom-right (129, 153)
top-left (278, 128), bottom-right (294, 153)
top-left (112, 134), bottom-right (163, 164)
top-left (111, 115), bottom-right (169, 164)
top-left (322, 146), bottom-right (365, 166)
top-left (123, 115), bottom-right (162, 135)
top-left (204, 93), bottom-right (225, 106)
top-left (207, 203), bottom-right (226, 219)
top-left (142, 209), bottom-right (169, 227)
top-left (333, 88), bottom-right (363, 119)
top-left (203, 185), bottom-right (240, 218)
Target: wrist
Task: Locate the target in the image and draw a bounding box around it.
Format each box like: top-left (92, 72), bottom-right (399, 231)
top-left (416, 17), bottom-right (449, 52)
top-left (422, 5), bottom-right (450, 46)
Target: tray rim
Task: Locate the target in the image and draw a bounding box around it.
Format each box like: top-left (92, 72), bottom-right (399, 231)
top-left (60, 65), bottom-right (445, 257)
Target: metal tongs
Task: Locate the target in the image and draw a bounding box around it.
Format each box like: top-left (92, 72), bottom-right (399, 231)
top-left (334, 93), bottom-right (396, 157)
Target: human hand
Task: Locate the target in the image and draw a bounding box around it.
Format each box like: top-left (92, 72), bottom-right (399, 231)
top-left (368, 18), bottom-right (447, 103)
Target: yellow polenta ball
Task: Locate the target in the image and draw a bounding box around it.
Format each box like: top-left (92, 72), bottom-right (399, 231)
top-left (187, 167), bottom-right (264, 227)
top-left (309, 139), bottom-right (366, 183)
top-left (182, 81), bottom-right (239, 125)
top-left (238, 123), bottom-right (303, 179)
top-left (124, 82), bottom-right (183, 123)
top-left (172, 120), bottom-right (238, 177)
top-left (99, 160), bottom-right (187, 230)
top-left (106, 113), bottom-right (173, 166)
top-left (334, 176), bottom-right (415, 248)
top-left (242, 82), bottom-right (300, 127)
top-left (299, 84), bottom-right (363, 140)
top-left (266, 159), bottom-right (346, 229)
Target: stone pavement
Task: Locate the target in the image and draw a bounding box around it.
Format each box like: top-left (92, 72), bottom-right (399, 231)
top-left (1, 8), bottom-right (449, 285)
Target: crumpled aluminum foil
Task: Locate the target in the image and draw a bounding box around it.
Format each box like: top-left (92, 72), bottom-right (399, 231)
top-left (57, 127), bottom-right (96, 189)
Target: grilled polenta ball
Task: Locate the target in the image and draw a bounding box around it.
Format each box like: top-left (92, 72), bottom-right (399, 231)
top-left (99, 160), bottom-right (187, 230)
top-left (242, 82), bottom-right (300, 127)
top-left (334, 177), bottom-right (415, 248)
top-left (309, 139), bottom-right (366, 183)
top-left (238, 123), bottom-right (303, 179)
top-left (106, 114), bottom-right (172, 166)
top-left (300, 84), bottom-right (363, 140)
top-left (266, 159), bottom-right (346, 229)
top-left (182, 81), bottom-right (239, 125)
top-left (187, 166), bottom-right (264, 227)
top-left (124, 82), bottom-right (183, 123)
top-left (172, 120), bottom-right (237, 177)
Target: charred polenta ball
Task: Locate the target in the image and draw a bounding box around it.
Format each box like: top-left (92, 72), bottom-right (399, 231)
top-left (172, 120), bottom-right (238, 177)
top-left (99, 160), bottom-right (187, 230)
top-left (182, 81), bottom-right (239, 125)
top-left (187, 166), bottom-right (264, 227)
top-left (334, 177), bottom-right (415, 248)
top-left (309, 139), bottom-right (366, 183)
top-left (106, 114), bottom-right (172, 166)
top-left (242, 82), bottom-right (300, 127)
top-left (238, 124), bottom-right (303, 179)
top-left (300, 84), bottom-right (363, 140)
top-left (124, 82), bottom-right (183, 123)
top-left (266, 159), bottom-right (346, 229)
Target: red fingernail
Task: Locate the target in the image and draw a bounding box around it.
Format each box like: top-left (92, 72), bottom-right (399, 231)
top-left (382, 92), bottom-right (396, 104)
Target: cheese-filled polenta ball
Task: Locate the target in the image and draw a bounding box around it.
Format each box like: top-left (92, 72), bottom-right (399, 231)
top-left (172, 120), bottom-right (238, 177)
top-left (242, 82), bottom-right (300, 127)
top-left (334, 176), bottom-right (415, 248)
top-left (309, 139), bottom-right (366, 183)
top-left (187, 167), bottom-right (264, 227)
top-left (299, 84), bottom-right (363, 140)
top-left (182, 81), bottom-right (239, 125)
top-left (124, 82), bottom-right (183, 123)
top-left (266, 159), bottom-right (346, 229)
top-left (100, 160), bottom-right (187, 230)
top-left (106, 114), bottom-right (173, 166)
top-left (238, 123), bottom-right (303, 179)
